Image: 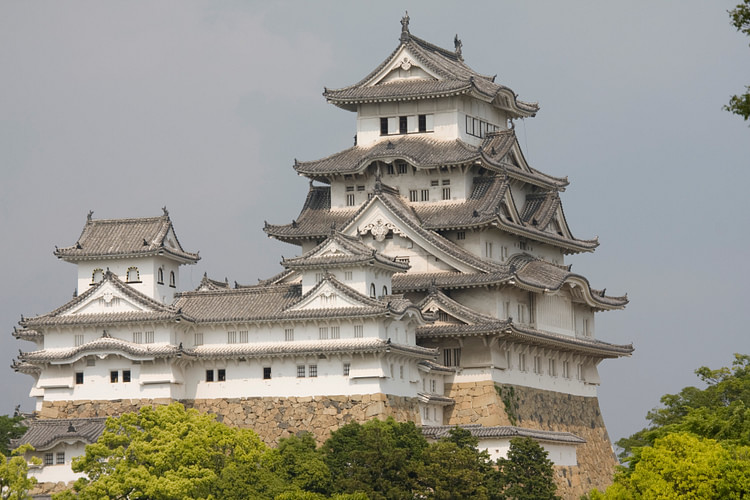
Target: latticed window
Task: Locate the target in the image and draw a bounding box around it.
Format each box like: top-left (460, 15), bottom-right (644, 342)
top-left (218, 369), bottom-right (226, 381)
top-left (398, 162), bottom-right (408, 174)
top-left (354, 325), bottom-right (363, 338)
top-left (44, 453), bottom-right (53, 466)
top-left (309, 365), bottom-right (318, 377)
top-left (297, 365), bottom-right (305, 378)
top-left (346, 194), bottom-right (355, 206)
top-left (123, 370), bottom-right (131, 383)
top-left (132, 332), bottom-right (142, 344)
top-left (56, 452), bottom-right (65, 464)
top-left (442, 187), bottom-right (451, 200)
top-left (318, 327), bottom-right (328, 340)
top-left (421, 189), bottom-right (429, 201)
top-left (194, 333), bottom-right (204, 346)
top-left (443, 348), bottom-right (461, 367)
top-left (227, 331), bottom-right (237, 344)
top-left (75, 334), bottom-right (84, 346)
top-left (284, 328), bottom-right (294, 342)
top-left (343, 363), bottom-right (351, 376)
top-left (330, 326), bottom-right (340, 339)
top-left (409, 190), bottom-right (418, 202)
top-left (144, 331), bottom-right (154, 344)
top-left (239, 330), bottom-right (248, 343)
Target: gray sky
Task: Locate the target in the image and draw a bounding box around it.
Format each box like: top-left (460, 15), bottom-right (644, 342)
top-left (2, 1), bottom-right (748, 445)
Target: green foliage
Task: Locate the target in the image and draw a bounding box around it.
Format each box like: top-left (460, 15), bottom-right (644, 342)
top-left (601, 433), bottom-right (750, 499)
top-left (616, 353), bottom-right (750, 459)
top-left (321, 418), bottom-right (427, 500)
top-left (0, 415), bottom-right (27, 457)
top-left (725, 1), bottom-right (750, 120)
top-left (60, 402), bottom-right (270, 500)
top-left (496, 385), bottom-right (519, 426)
top-left (0, 444), bottom-right (39, 500)
top-left (264, 433), bottom-right (332, 495)
top-left (496, 437), bottom-right (559, 500)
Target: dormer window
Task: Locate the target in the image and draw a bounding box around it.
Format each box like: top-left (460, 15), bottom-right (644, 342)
top-left (169, 271), bottom-right (176, 288)
top-left (157, 268), bottom-right (164, 285)
top-left (126, 267), bottom-right (140, 283)
top-left (370, 283), bottom-right (376, 298)
top-left (91, 268), bottom-right (103, 284)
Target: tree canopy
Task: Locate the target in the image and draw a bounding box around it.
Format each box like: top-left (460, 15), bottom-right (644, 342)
top-left (0, 415), bottom-right (27, 458)
top-left (496, 437), bottom-right (560, 500)
top-left (725, 0), bottom-right (750, 120)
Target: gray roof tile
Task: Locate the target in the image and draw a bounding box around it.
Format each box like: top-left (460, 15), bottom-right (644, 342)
top-left (422, 424), bottom-right (586, 444)
top-left (12, 418), bottom-right (107, 451)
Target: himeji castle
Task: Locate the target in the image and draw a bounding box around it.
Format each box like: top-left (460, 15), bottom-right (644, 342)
top-left (12, 15), bottom-right (632, 498)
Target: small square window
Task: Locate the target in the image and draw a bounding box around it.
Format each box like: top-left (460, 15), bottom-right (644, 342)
top-left (309, 365), bottom-right (318, 377)
top-left (354, 325), bottom-right (364, 338)
top-left (206, 370), bottom-right (214, 382)
top-left (123, 370), bottom-right (131, 383)
top-left (263, 367), bottom-right (272, 380)
top-left (218, 369), bottom-right (226, 382)
top-left (430, 180), bottom-right (439, 187)
top-left (457, 231), bottom-right (466, 240)
top-left (285, 328), bottom-right (294, 341)
top-left (194, 333), bottom-right (204, 346)
top-left (144, 331), bottom-right (154, 344)
top-left (110, 371), bottom-right (118, 383)
top-left (397, 162), bottom-right (408, 174)
top-left (74, 334), bottom-right (84, 346)
top-left (44, 453), bottom-right (53, 466)
top-left (56, 452), bottom-right (65, 464)
top-left (297, 365), bottom-right (305, 378)
top-left (330, 326), bottom-right (340, 339)
top-left (343, 363), bottom-right (351, 376)
top-left (75, 372), bottom-right (84, 385)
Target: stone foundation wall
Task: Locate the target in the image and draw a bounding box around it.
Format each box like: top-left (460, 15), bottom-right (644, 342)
top-left (39, 394), bottom-right (419, 445)
top-left (444, 382), bottom-right (618, 499)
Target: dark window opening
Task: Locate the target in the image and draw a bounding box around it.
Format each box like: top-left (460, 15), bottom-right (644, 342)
top-left (157, 268), bottom-right (164, 285)
top-left (206, 369), bottom-right (214, 382)
top-left (169, 271), bottom-right (176, 288)
top-left (110, 371), bottom-right (118, 383)
top-left (44, 453), bottom-right (53, 466)
top-left (75, 372), bottom-right (84, 385)
top-left (218, 369), bottom-right (226, 382)
top-left (56, 452), bottom-right (65, 464)
top-left (387, 164), bottom-right (395, 175)
top-left (418, 114), bottom-right (427, 132)
top-left (380, 117), bottom-right (388, 135)
top-left (399, 116), bottom-right (407, 134)
top-left (263, 367), bottom-right (272, 380)
top-left (123, 370), bottom-right (131, 383)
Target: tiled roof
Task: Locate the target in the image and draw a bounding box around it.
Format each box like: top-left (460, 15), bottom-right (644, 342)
top-left (12, 327), bottom-right (42, 341)
top-left (191, 338), bottom-right (437, 360)
top-left (422, 424), bottom-right (586, 444)
top-left (20, 271), bottom-right (184, 329)
top-left (507, 323), bottom-right (634, 358)
top-left (393, 271), bottom-right (511, 292)
top-left (418, 289), bottom-right (497, 324)
top-left (54, 211), bottom-right (199, 263)
top-left (264, 186), bottom-right (357, 241)
top-left (417, 392), bottom-right (455, 405)
top-left (12, 418), bottom-right (107, 451)
top-left (323, 23), bottom-right (538, 118)
top-left (196, 273), bottom-right (231, 291)
top-left (20, 335), bottom-right (182, 363)
top-left (282, 231), bottom-right (409, 272)
top-left (294, 137), bottom-right (478, 176)
top-left (417, 360), bottom-right (456, 373)
top-left (417, 321), bottom-right (510, 338)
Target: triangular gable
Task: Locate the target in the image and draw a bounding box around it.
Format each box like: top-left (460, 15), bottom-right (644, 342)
top-left (366, 46), bottom-right (441, 87)
top-left (66, 281), bottom-right (154, 316)
top-left (285, 277), bottom-right (383, 312)
top-left (419, 298), bottom-right (466, 325)
top-left (343, 195), bottom-right (497, 274)
top-left (418, 290), bottom-right (497, 325)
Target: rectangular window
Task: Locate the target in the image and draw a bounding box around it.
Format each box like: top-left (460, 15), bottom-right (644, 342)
top-left (44, 453), bottom-right (53, 466)
top-left (356, 185), bottom-right (365, 192)
top-left (123, 370), bottom-right (131, 383)
top-left (297, 365), bottom-right (306, 378)
top-left (346, 194), bottom-right (355, 206)
top-left (330, 326), bottom-right (340, 339)
top-left (397, 162), bottom-right (408, 174)
top-left (442, 187), bottom-right (451, 200)
top-left (466, 115), bottom-right (472, 135)
top-left (442, 179), bottom-right (450, 185)
top-left (309, 365), bottom-right (318, 377)
top-left (145, 331), bottom-right (154, 344)
top-left (457, 231), bottom-right (466, 240)
top-left (485, 241), bottom-right (493, 258)
top-left (563, 361), bottom-right (570, 379)
top-left (534, 356), bottom-right (543, 374)
top-left (319, 327), bottom-right (328, 340)
top-left (86, 358), bottom-right (95, 367)
top-left (206, 369), bottom-right (214, 382)
top-left (284, 328), bottom-right (294, 342)
top-left (75, 372), bottom-right (84, 385)
top-left (263, 367), bottom-right (272, 380)
top-left (519, 241), bottom-right (528, 251)
top-left (583, 318), bottom-right (591, 337)
top-left (239, 331), bottom-right (248, 343)
top-left (56, 452), bottom-right (65, 465)
top-left (343, 363), bottom-right (351, 376)
top-left (577, 364), bottom-right (583, 381)
top-left (421, 189), bottom-right (429, 201)
top-left (431, 379), bottom-right (437, 392)
top-left (387, 164), bottom-right (395, 175)
top-left (399, 116), bottom-right (407, 134)
top-left (549, 359), bottom-right (557, 377)
top-left (74, 334), bottom-right (84, 347)
top-left (344, 271), bottom-right (353, 281)
top-left (227, 331), bottom-right (237, 344)
top-left (517, 304), bottom-right (527, 323)
top-left (218, 369), bottom-right (226, 382)
top-left (380, 117), bottom-right (388, 135)
top-left (132, 332), bottom-right (142, 344)
top-left (315, 273), bottom-right (324, 283)
top-left (110, 371), bottom-right (118, 383)
top-left (431, 179), bottom-right (439, 187)
top-left (409, 190), bottom-right (418, 202)
top-left (399, 365), bottom-right (404, 379)
top-left (418, 114), bottom-right (427, 132)
top-left (354, 325), bottom-right (363, 338)
top-left (443, 348), bottom-right (461, 367)
top-left (194, 333), bottom-right (204, 346)
top-left (518, 353), bottom-right (527, 372)
top-left (346, 185), bottom-right (354, 192)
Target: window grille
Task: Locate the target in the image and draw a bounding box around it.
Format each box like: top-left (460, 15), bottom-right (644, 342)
top-left (343, 363), bottom-right (351, 376)
top-left (354, 325), bottom-right (363, 338)
top-left (194, 333), bottom-right (204, 346)
top-left (284, 328), bottom-right (294, 341)
top-left (319, 327), bottom-right (328, 340)
top-left (330, 326), bottom-right (340, 339)
top-left (309, 365), bottom-right (318, 377)
top-left (145, 331), bottom-right (154, 343)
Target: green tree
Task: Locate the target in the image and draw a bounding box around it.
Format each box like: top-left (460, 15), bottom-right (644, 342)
top-left (0, 415), bottom-right (27, 457)
top-left (616, 353), bottom-right (750, 458)
top-left (725, 0), bottom-right (750, 120)
top-left (496, 437), bottom-right (559, 500)
top-left (321, 418), bottom-right (427, 500)
top-left (415, 427), bottom-right (498, 500)
top-left (59, 402), bottom-right (271, 500)
top-left (263, 433), bottom-right (332, 497)
top-left (600, 433), bottom-right (750, 499)
top-left (0, 444), bottom-right (39, 500)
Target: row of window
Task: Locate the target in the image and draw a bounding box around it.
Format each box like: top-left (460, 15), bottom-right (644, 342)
top-left (315, 272), bottom-right (353, 282)
top-left (369, 283), bottom-right (388, 298)
top-left (192, 325), bottom-right (367, 346)
top-left (44, 452), bottom-right (65, 466)
top-left (465, 115), bottom-right (499, 139)
top-left (91, 267), bottom-right (175, 287)
top-left (78, 331), bottom-right (157, 347)
top-left (513, 353), bottom-right (583, 380)
top-left (207, 363), bottom-right (353, 382)
top-left (74, 370), bottom-right (131, 385)
top-left (380, 114), bottom-right (433, 136)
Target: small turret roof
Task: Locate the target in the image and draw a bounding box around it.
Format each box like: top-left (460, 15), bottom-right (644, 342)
top-left (54, 209), bottom-right (199, 264)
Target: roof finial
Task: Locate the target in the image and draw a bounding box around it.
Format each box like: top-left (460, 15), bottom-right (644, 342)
top-left (400, 11), bottom-right (410, 42)
top-left (162, 206), bottom-right (169, 217)
top-left (87, 210), bottom-right (94, 221)
top-left (454, 34), bottom-right (463, 60)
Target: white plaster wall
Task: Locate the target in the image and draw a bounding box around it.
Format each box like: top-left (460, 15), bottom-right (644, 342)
top-left (75, 256), bottom-right (181, 303)
top-left (536, 293), bottom-right (574, 336)
top-left (27, 442), bottom-right (89, 484)
top-left (478, 437), bottom-right (578, 466)
top-left (43, 325), bottom-right (173, 350)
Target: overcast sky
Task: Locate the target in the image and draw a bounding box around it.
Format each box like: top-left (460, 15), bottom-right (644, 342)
top-left (1, 1), bottom-right (748, 444)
